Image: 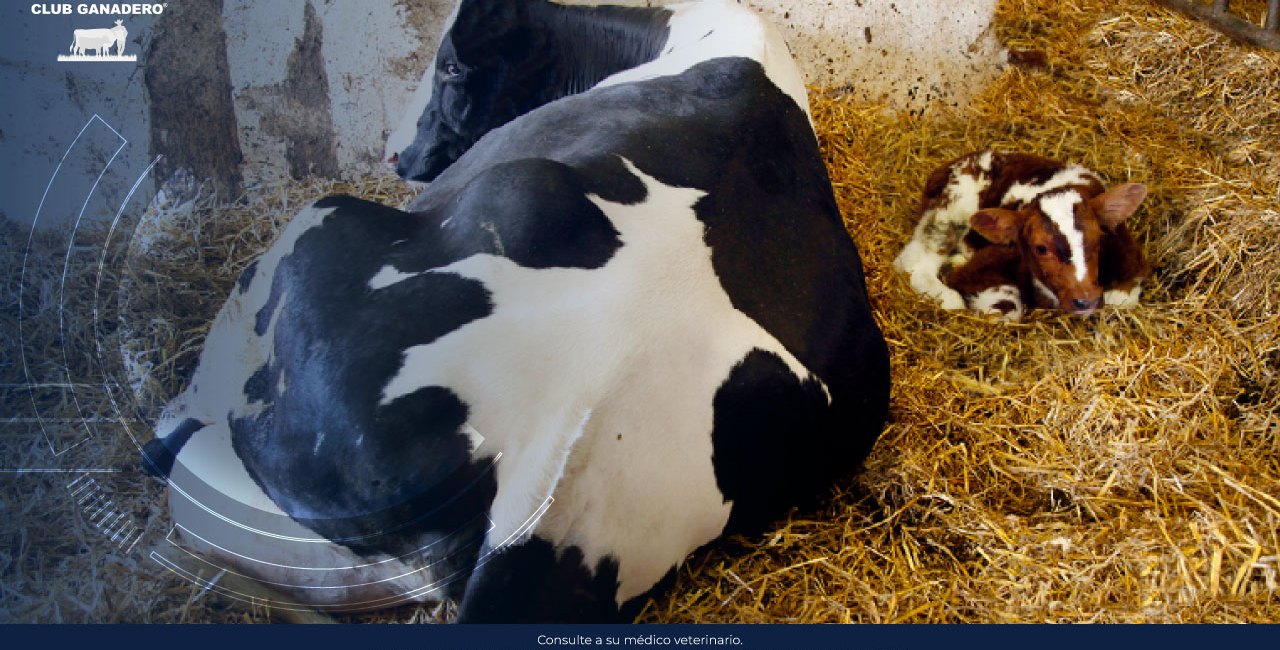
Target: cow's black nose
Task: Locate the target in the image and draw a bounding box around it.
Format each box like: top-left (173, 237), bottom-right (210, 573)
top-left (1073, 297), bottom-right (1102, 311)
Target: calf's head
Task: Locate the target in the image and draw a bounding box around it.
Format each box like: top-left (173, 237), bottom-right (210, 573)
top-left (970, 183), bottom-right (1147, 316)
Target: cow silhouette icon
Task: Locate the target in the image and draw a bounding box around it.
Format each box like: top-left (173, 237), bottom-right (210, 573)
top-left (62, 19), bottom-right (133, 61)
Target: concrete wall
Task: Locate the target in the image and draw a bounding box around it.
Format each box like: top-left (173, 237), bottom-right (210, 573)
top-left (140, 0), bottom-right (1007, 198)
top-left (743, 0), bottom-right (1005, 111)
top-left (219, 0), bottom-right (456, 188)
top-left (137, 0), bottom-right (454, 197)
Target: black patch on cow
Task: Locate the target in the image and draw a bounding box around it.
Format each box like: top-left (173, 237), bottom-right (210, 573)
top-left (709, 350), bottom-right (838, 534)
top-left (236, 259), bottom-right (258, 294)
top-left (227, 197), bottom-right (508, 557)
top-left (457, 536), bottom-right (623, 623)
top-left (442, 158), bottom-right (622, 269)
top-left (241, 364), bottom-right (270, 404)
top-left (252, 266), bottom-right (283, 338)
top-left (141, 418), bottom-right (206, 478)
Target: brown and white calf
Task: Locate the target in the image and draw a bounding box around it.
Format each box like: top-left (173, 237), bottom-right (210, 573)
top-left (894, 150), bottom-right (1150, 321)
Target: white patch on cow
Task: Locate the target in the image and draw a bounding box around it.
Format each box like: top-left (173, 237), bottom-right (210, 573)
top-left (1001, 164), bottom-right (1095, 207)
top-left (479, 221), bottom-right (506, 256)
top-left (967, 284), bottom-right (1024, 322)
top-left (461, 422), bottom-right (486, 453)
top-left (378, 158), bottom-right (823, 604)
top-left (1033, 277), bottom-right (1060, 307)
top-left (369, 264), bottom-right (420, 291)
top-left (1038, 191), bottom-right (1088, 282)
top-left (976, 150), bottom-right (994, 171)
top-left (1105, 282), bottom-right (1142, 308)
top-left (599, 0), bottom-right (812, 123)
top-left (893, 159), bottom-right (990, 310)
top-left (894, 240), bottom-right (966, 310)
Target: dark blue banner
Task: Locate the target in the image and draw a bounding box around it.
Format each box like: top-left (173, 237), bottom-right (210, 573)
top-left (3, 624), bottom-right (1278, 650)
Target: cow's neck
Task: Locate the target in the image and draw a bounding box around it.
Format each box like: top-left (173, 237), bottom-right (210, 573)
top-left (530, 1), bottom-right (670, 96)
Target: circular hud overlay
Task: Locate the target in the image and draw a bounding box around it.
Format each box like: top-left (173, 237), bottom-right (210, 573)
top-left (1, 110), bottom-right (449, 619)
top-left (3, 115), bottom-right (235, 601)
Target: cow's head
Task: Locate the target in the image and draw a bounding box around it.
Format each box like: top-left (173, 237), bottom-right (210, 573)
top-left (387, 0), bottom-right (671, 182)
top-left (388, 0), bottom-right (560, 182)
top-left (970, 183), bottom-right (1147, 316)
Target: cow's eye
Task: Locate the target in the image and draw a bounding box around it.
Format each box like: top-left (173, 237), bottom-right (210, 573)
top-left (443, 62), bottom-right (462, 77)
top-left (1035, 244), bottom-right (1049, 256)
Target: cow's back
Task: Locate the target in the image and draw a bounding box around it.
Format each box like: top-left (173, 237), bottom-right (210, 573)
top-left (426, 56), bottom-right (888, 479)
top-left (426, 59), bottom-right (888, 620)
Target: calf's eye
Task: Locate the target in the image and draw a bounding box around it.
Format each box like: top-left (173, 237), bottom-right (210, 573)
top-left (1035, 244), bottom-right (1049, 256)
top-left (444, 63), bottom-right (462, 77)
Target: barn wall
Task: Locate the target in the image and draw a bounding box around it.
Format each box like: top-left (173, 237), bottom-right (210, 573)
top-left (146, 0), bottom-right (1005, 195)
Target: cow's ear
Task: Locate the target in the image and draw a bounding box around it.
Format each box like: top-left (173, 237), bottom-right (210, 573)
top-left (1090, 183), bottom-right (1147, 229)
top-left (970, 208), bottom-right (1022, 245)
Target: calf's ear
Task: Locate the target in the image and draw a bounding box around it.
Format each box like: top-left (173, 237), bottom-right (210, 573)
top-left (1090, 183), bottom-right (1147, 229)
top-left (970, 209), bottom-right (1022, 245)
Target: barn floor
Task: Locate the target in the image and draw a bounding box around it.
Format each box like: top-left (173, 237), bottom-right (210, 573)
top-left (1, 0), bottom-right (1277, 623)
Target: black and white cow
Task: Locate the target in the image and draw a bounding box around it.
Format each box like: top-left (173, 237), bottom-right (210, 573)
top-left (144, 0), bottom-right (889, 623)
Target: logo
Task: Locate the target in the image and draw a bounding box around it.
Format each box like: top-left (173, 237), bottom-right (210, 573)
top-left (57, 19), bottom-right (135, 62)
top-left (31, 4), bottom-right (167, 16)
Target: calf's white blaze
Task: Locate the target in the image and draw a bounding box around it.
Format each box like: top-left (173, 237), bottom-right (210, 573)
top-left (1002, 165), bottom-right (1096, 284)
top-left (378, 158), bottom-right (823, 602)
top-left (1037, 192), bottom-right (1088, 283)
